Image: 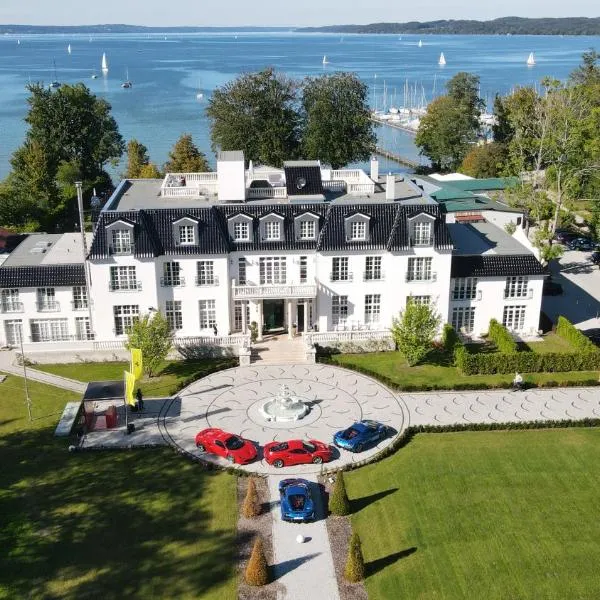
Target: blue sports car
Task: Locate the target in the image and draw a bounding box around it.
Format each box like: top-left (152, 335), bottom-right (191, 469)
top-left (279, 478), bottom-right (315, 522)
top-left (333, 419), bottom-right (388, 452)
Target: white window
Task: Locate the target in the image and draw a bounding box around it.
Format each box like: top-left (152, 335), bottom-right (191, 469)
top-left (4, 320), bottom-right (22, 346)
top-left (407, 257), bottom-right (433, 282)
top-left (234, 300), bottom-right (250, 332)
top-left (413, 221), bottom-right (432, 245)
top-left (72, 286), bottom-right (88, 310)
top-left (111, 229), bottom-right (132, 254)
top-left (503, 305), bottom-right (526, 331)
top-left (365, 256), bottom-right (382, 281)
top-left (505, 277), bottom-right (529, 299)
top-left (452, 307), bottom-right (476, 333)
top-left (331, 257), bottom-right (350, 282)
top-left (178, 225), bottom-right (195, 245)
top-left (110, 266), bottom-right (138, 291)
top-left (196, 261), bottom-right (216, 286)
top-left (113, 305), bottom-right (139, 335)
top-left (75, 316), bottom-right (92, 340)
top-left (1, 289), bottom-right (21, 313)
top-left (165, 300), bottom-right (183, 330)
top-left (299, 220), bottom-right (315, 240)
top-left (299, 256), bottom-right (308, 283)
top-left (238, 258), bottom-right (247, 285)
top-left (452, 278), bottom-right (478, 300)
top-left (408, 295), bottom-right (431, 306)
top-left (264, 221), bottom-right (280, 241)
top-left (259, 257), bottom-right (286, 284)
top-left (36, 288), bottom-right (58, 311)
top-left (162, 262), bottom-right (182, 286)
top-left (332, 295), bottom-right (348, 327)
top-left (199, 300), bottom-right (216, 329)
top-left (364, 294), bottom-right (381, 324)
top-left (233, 221), bottom-right (250, 241)
top-left (350, 221), bottom-right (366, 241)
top-left (30, 319), bottom-right (69, 342)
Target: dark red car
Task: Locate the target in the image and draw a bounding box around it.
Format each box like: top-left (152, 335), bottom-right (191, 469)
top-left (264, 439), bottom-right (333, 468)
top-left (194, 428), bottom-right (257, 464)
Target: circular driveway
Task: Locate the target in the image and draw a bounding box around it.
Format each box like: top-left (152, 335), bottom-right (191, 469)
top-left (162, 363), bottom-right (409, 474)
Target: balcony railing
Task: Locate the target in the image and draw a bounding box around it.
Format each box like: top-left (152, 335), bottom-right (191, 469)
top-left (195, 275), bottom-right (220, 287)
top-left (246, 187), bottom-right (287, 199)
top-left (0, 302), bottom-right (24, 313)
top-left (160, 276), bottom-right (186, 287)
top-left (504, 288), bottom-right (533, 300)
top-left (109, 244), bottom-right (134, 256)
top-left (363, 271), bottom-right (384, 282)
top-left (71, 301), bottom-right (89, 311)
top-left (108, 281), bottom-right (142, 292)
top-left (36, 301), bottom-right (60, 312)
top-left (29, 333), bottom-right (95, 343)
top-left (405, 272), bottom-right (437, 283)
top-left (329, 273), bottom-right (353, 282)
top-left (232, 281), bottom-right (317, 299)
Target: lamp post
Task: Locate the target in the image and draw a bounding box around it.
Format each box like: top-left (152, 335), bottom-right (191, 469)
top-left (19, 331), bottom-right (32, 421)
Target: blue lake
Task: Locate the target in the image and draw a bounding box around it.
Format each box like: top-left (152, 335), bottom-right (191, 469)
top-left (0, 32), bottom-right (598, 178)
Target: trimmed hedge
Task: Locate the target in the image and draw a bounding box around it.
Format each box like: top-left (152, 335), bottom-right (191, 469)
top-left (442, 323), bottom-right (461, 355)
top-left (488, 319), bottom-right (518, 353)
top-left (556, 316), bottom-right (599, 352)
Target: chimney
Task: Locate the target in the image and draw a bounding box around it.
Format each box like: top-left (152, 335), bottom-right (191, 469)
top-left (386, 173), bottom-right (395, 200)
top-left (217, 151), bottom-right (246, 202)
top-left (370, 156), bottom-right (379, 181)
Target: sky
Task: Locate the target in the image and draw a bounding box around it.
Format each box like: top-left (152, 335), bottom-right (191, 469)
top-left (0, 1), bottom-right (598, 27)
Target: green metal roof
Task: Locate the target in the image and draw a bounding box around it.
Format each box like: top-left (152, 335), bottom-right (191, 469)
top-left (441, 177), bottom-right (519, 192)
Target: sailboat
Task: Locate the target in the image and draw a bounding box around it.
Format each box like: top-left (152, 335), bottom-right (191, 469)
top-left (418, 39), bottom-right (423, 47)
top-left (322, 55), bottom-right (329, 65)
top-left (101, 52), bottom-right (108, 75)
top-left (121, 68), bottom-right (132, 88)
top-left (527, 52), bottom-right (536, 66)
top-left (438, 52), bottom-right (446, 66)
top-left (91, 72), bottom-right (98, 79)
top-left (67, 44), bottom-right (71, 55)
top-left (49, 60), bottom-right (61, 88)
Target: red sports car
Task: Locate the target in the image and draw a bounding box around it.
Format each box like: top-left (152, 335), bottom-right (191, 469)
top-left (264, 439), bottom-right (333, 468)
top-left (194, 428), bottom-right (257, 464)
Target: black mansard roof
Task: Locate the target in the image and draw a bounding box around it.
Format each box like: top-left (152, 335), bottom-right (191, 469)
top-left (0, 264), bottom-right (86, 288)
top-left (89, 203), bottom-right (452, 258)
top-left (451, 255), bottom-right (546, 278)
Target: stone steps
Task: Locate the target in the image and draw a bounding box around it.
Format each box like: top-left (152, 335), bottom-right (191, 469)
top-left (250, 338), bottom-right (306, 364)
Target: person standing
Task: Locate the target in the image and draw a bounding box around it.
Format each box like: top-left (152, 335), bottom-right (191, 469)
top-left (136, 388), bottom-right (144, 411)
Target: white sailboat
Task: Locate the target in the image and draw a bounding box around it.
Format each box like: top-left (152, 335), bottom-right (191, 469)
top-left (49, 59), bottom-right (61, 89)
top-left (418, 39), bottom-right (423, 48)
top-left (101, 53), bottom-right (108, 75)
top-left (121, 68), bottom-right (132, 88)
top-left (67, 44), bottom-right (71, 55)
top-left (322, 55), bottom-right (329, 65)
top-left (527, 52), bottom-right (536, 66)
top-left (438, 52), bottom-right (446, 66)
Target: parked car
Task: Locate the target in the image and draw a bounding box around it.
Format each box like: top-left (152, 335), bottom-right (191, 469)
top-left (263, 439), bottom-right (333, 468)
top-left (591, 251), bottom-right (600, 266)
top-left (554, 229), bottom-right (577, 244)
top-left (194, 428), bottom-right (257, 464)
top-left (333, 419), bottom-right (389, 452)
top-left (279, 478), bottom-right (315, 522)
top-left (567, 237), bottom-right (595, 251)
top-left (543, 278), bottom-right (563, 296)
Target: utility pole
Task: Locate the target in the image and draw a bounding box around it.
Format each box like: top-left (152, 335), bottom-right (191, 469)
top-left (75, 182), bottom-right (95, 340)
top-left (19, 332), bottom-right (32, 421)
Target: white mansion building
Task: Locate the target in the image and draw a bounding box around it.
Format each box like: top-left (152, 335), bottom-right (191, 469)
top-left (0, 152), bottom-right (545, 361)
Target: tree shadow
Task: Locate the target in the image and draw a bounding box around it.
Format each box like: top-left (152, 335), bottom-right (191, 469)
top-left (350, 488), bottom-right (398, 513)
top-left (366, 547), bottom-right (417, 576)
top-left (272, 552), bottom-right (321, 579)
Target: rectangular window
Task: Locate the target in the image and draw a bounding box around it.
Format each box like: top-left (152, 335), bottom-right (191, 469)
top-left (364, 294), bottom-right (381, 324)
top-left (234, 300), bottom-right (251, 332)
top-left (75, 316), bottom-right (92, 340)
top-left (299, 220), bottom-right (315, 240)
top-left (72, 286), bottom-right (88, 310)
top-left (109, 266), bottom-right (138, 291)
top-left (196, 261), bottom-right (216, 286)
top-left (1, 289), bottom-right (21, 313)
top-left (111, 229), bottom-right (132, 254)
top-left (331, 295), bottom-right (348, 327)
top-left (238, 258), bottom-right (247, 285)
top-left (408, 295), bottom-right (431, 306)
top-left (452, 307), bottom-right (476, 333)
top-left (364, 256), bottom-right (382, 281)
top-left (299, 256), bottom-right (308, 284)
top-left (350, 221), bottom-right (366, 240)
top-left (331, 257), bottom-right (350, 282)
top-left (199, 300), bottom-right (217, 329)
top-left (503, 305), bottom-right (526, 331)
top-left (36, 287), bottom-right (58, 311)
top-left (407, 257), bottom-right (433, 282)
top-left (452, 278), bottom-right (478, 300)
top-left (178, 225), bottom-right (195, 245)
top-left (259, 257), bottom-right (286, 284)
top-left (264, 221), bottom-right (280, 241)
top-left (413, 222), bottom-right (432, 245)
top-left (505, 276), bottom-right (529, 299)
top-left (4, 319), bottom-right (22, 346)
top-left (30, 319), bottom-right (69, 342)
top-left (113, 305), bottom-right (139, 335)
top-left (165, 300), bottom-right (183, 330)
top-left (234, 221), bottom-right (250, 241)
top-left (162, 262), bottom-right (182, 286)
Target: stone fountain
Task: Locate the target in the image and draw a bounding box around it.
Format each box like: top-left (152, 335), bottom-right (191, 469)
top-left (260, 384), bottom-right (310, 422)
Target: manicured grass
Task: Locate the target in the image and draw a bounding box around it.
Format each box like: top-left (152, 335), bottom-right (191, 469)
top-left (345, 429), bottom-right (600, 599)
top-left (0, 375), bottom-right (238, 599)
top-left (520, 332), bottom-right (576, 354)
top-left (35, 358), bottom-right (236, 397)
top-left (329, 351), bottom-right (598, 389)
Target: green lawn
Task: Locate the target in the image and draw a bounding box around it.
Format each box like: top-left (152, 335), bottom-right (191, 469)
top-left (519, 332), bottom-right (576, 354)
top-left (36, 358), bottom-right (236, 397)
top-left (0, 375), bottom-right (238, 600)
top-left (346, 429), bottom-right (600, 599)
top-left (329, 351), bottom-right (598, 390)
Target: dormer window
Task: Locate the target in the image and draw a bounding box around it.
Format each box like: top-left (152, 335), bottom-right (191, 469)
top-left (299, 220), bottom-right (315, 240)
top-left (351, 221), bottom-right (366, 241)
top-left (265, 221), bottom-right (280, 240)
top-left (413, 222), bottom-right (432, 246)
top-left (179, 224), bottom-right (195, 245)
top-left (111, 229), bottom-right (132, 254)
top-left (259, 212), bottom-right (285, 242)
top-left (234, 221), bottom-right (250, 241)
top-left (294, 212), bottom-right (320, 241)
top-left (344, 213), bottom-right (370, 242)
top-left (172, 216), bottom-right (198, 247)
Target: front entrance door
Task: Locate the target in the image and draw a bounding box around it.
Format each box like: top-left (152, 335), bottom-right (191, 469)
top-left (263, 299), bottom-right (285, 331)
top-left (297, 304), bottom-right (305, 332)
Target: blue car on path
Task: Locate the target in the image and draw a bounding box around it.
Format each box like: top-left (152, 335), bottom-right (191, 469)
top-left (279, 478), bottom-right (315, 522)
top-left (333, 419), bottom-right (388, 452)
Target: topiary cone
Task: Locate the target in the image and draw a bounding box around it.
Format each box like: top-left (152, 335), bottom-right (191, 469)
top-left (329, 471), bottom-right (351, 516)
top-left (344, 532), bottom-right (366, 582)
top-left (242, 477), bottom-right (261, 518)
top-left (245, 536), bottom-right (269, 586)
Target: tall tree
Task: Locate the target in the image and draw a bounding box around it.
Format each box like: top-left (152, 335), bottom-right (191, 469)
top-left (164, 134), bottom-right (210, 173)
top-left (125, 139), bottom-right (154, 178)
top-left (301, 73), bottom-right (375, 169)
top-left (126, 311), bottom-right (173, 378)
top-left (206, 68), bottom-right (300, 167)
top-left (391, 301), bottom-right (441, 366)
top-left (460, 142), bottom-right (507, 178)
top-left (446, 71), bottom-right (484, 119)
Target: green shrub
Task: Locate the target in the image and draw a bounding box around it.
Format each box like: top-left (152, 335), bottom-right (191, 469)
top-left (442, 324), bottom-right (460, 354)
top-left (242, 478), bottom-right (261, 518)
top-left (556, 316), bottom-right (599, 352)
top-left (487, 319), bottom-right (518, 353)
top-left (344, 532), bottom-right (366, 582)
top-left (329, 471), bottom-right (351, 516)
top-left (249, 321), bottom-right (258, 343)
top-left (245, 537), bottom-right (269, 586)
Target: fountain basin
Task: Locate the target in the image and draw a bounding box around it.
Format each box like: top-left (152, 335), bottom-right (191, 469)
top-left (259, 384), bottom-right (310, 422)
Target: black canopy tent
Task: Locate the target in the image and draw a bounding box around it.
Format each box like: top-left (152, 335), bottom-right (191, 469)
top-left (82, 380), bottom-right (125, 431)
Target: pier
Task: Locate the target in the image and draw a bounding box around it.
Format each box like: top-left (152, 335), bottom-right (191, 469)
top-left (370, 115), bottom-right (418, 136)
top-left (375, 146), bottom-right (420, 169)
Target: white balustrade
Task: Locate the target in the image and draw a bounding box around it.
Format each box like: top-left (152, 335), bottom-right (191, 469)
top-left (348, 182), bottom-right (376, 194)
top-left (246, 187), bottom-right (287, 199)
top-left (174, 334), bottom-right (250, 348)
top-left (233, 282), bottom-right (317, 299)
top-left (304, 329), bottom-right (393, 347)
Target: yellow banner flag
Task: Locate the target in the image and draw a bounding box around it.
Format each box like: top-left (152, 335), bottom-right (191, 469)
top-left (131, 348), bottom-right (143, 381)
top-left (124, 370), bottom-right (136, 406)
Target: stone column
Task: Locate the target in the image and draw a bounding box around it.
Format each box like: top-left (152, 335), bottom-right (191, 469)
top-left (287, 299), bottom-right (294, 339)
top-left (241, 300), bottom-right (248, 334)
top-left (256, 300), bottom-right (263, 341)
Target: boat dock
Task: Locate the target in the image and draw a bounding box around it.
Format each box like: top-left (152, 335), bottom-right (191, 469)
top-left (375, 146), bottom-right (420, 168)
top-left (370, 115), bottom-right (418, 135)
